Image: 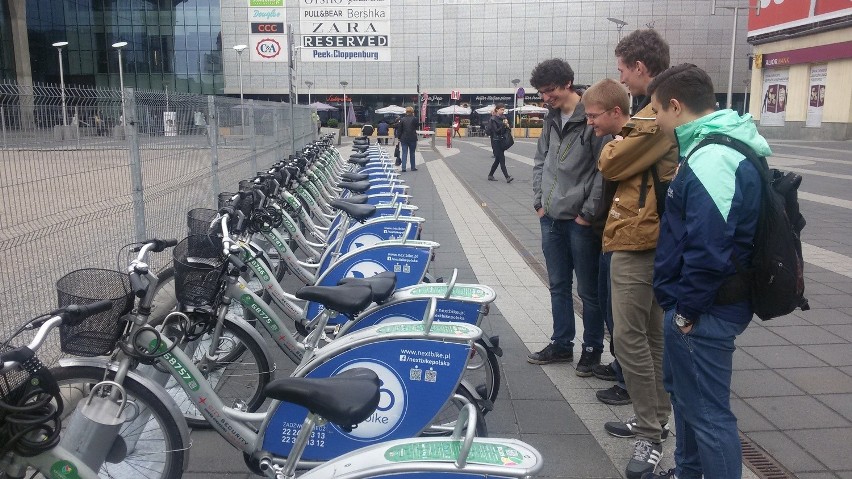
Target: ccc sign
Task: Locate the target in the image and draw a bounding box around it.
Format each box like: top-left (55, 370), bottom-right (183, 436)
top-left (251, 22), bottom-right (284, 33)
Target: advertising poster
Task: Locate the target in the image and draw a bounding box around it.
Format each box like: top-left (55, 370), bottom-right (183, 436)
top-left (760, 68), bottom-right (789, 127)
top-left (163, 111), bottom-right (177, 136)
top-left (248, 0), bottom-right (288, 63)
top-left (806, 64), bottom-right (827, 128)
top-left (299, 0), bottom-right (391, 62)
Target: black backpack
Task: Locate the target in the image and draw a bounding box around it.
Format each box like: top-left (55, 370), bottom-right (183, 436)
top-left (689, 134), bottom-right (809, 321)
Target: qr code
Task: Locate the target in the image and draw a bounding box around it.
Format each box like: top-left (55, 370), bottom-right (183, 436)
top-left (425, 369), bottom-right (437, 382)
top-left (410, 368), bottom-right (422, 381)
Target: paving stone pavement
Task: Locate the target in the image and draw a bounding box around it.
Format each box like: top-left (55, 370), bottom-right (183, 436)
top-left (186, 135), bottom-right (851, 478)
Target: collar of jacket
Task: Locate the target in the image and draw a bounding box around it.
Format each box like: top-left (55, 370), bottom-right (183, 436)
top-left (545, 104), bottom-right (587, 141)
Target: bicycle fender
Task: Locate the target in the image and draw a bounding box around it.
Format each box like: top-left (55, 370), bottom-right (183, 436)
top-left (56, 357), bottom-right (192, 471)
top-left (222, 315), bottom-right (277, 375)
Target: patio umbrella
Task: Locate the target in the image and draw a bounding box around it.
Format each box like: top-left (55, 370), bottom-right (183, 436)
top-left (436, 105), bottom-right (472, 115)
top-left (347, 101), bottom-right (357, 124)
top-left (375, 104), bottom-right (407, 114)
top-left (510, 104), bottom-right (549, 114)
top-left (475, 105), bottom-right (496, 114)
top-left (308, 101), bottom-right (338, 111)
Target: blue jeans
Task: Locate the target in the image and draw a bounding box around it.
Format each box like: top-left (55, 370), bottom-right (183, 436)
top-left (663, 309), bottom-right (749, 479)
top-left (401, 140), bottom-right (417, 170)
top-left (539, 216), bottom-right (604, 351)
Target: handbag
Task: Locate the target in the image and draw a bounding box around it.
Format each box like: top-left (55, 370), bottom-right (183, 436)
top-left (394, 142), bottom-right (402, 166)
top-left (500, 130), bottom-right (515, 150)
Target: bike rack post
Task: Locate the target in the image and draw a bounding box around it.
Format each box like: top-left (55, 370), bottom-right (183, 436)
top-left (125, 89), bottom-right (147, 241)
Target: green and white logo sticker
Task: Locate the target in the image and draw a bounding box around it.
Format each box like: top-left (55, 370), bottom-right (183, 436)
top-left (384, 441), bottom-right (525, 466)
top-left (50, 460), bottom-right (80, 479)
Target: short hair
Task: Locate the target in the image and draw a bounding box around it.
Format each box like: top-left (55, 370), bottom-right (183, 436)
top-left (647, 63), bottom-right (717, 113)
top-left (529, 59), bottom-right (575, 89)
top-left (495, 103), bottom-right (506, 110)
top-left (405, 106), bottom-right (414, 115)
top-left (582, 78), bottom-right (630, 114)
top-left (615, 29), bottom-right (670, 77)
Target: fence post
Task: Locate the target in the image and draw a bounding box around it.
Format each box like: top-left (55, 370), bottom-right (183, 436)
top-left (125, 89), bottom-right (147, 242)
top-left (249, 99), bottom-right (257, 174)
top-left (1, 106), bottom-right (6, 149)
top-left (74, 105), bottom-right (80, 150)
top-left (208, 95), bottom-right (220, 206)
top-left (273, 104), bottom-right (284, 162)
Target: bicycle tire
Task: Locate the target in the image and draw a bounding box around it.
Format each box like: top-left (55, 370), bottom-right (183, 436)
top-left (466, 338), bottom-right (501, 415)
top-left (50, 365), bottom-right (186, 479)
top-left (420, 384), bottom-right (487, 438)
top-left (162, 319), bottom-right (273, 429)
top-left (149, 266), bottom-right (177, 323)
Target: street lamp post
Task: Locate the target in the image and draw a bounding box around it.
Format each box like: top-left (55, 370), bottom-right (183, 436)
top-left (712, 1), bottom-right (759, 110)
top-left (607, 17), bottom-right (628, 40)
top-left (511, 78), bottom-right (520, 128)
top-left (305, 81), bottom-right (313, 105)
top-left (340, 80), bottom-right (348, 135)
top-left (233, 44), bottom-right (247, 128)
top-left (112, 41), bottom-right (128, 126)
top-left (52, 41), bottom-right (69, 127)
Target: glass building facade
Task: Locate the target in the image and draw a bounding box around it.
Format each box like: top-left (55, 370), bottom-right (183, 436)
top-left (0, 2), bottom-right (15, 81)
top-left (25, 0), bottom-right (224, 94)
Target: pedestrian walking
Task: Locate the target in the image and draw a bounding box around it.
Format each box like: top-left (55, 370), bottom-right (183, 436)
top-left (644, 63), bottom-right (765, 479)
top-left (377, 119), bottom-right (390, 144)
top-left (484, 104), bottom-right (514, 183)
top-left (595, 29), bottom-right (678, 479)
top-left (528, 58), bottom-right (609, 372)
top-left (396, 106), bottom-right (419, 172)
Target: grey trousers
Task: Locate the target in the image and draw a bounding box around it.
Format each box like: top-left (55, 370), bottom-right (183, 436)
top-left (611, 249), bottom-right (671, 443)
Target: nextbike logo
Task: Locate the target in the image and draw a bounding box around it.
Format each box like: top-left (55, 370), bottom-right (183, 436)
top-left (347, 234), bottom-right (383, 253)
top-left (241, 294), bottom-right (280, 332)
top-left (345, 259), bottom-right (386, 278)
top-left (338, 362), bottom-right (405, 439)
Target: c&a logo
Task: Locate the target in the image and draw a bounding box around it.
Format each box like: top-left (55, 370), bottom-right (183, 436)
top-left (256, 38), bottom-right (282, 59)
top-left (338, 362), bottom-right (406, 439)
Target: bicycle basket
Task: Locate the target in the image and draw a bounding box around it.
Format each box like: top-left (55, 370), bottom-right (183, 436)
top-left (187, 207), bottom-right (221, 238)
top-left (217, 192), bottom-right (236, 210)
top-left (0, 346), bottom-right (62, 456)
top-left (173, 235), bottom-right (227, 309)
top-left (56, 269), bottom-right (134, 357)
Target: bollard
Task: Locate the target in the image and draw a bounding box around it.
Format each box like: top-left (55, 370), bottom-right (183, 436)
top-left (446, 127), bottom-right (452, 148)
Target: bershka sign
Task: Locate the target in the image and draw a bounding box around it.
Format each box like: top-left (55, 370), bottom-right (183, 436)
top-left (300, 0), bottom-right (391, 62)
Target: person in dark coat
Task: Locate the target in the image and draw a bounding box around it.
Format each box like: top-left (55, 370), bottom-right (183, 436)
top-left (396, 106), bottom-right (419, 171)
top-left (484, 103), bottom-right (514, 183)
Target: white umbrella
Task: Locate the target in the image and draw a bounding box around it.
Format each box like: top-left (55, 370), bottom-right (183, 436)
top-left (475, 105), bottom-right (497, 114)
top-left (510, 104), bottom-right (549, 114)
top-left (375, 105), bottom-right (407, 114)
top-left (436, 105), bottom-right (472, 115)
top-left (308, 101), bottom-right (338, 111)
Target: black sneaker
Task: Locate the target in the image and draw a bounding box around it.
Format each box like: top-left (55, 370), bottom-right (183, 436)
top-left (626, 439), bottom-right (662, 479)
top-left (596, 384), bottom-right (632, 405)
top-left (641, 469), bottom-right (677, 479)
top-left (527, 343), bottom-right (573, 365)
top-left (575, 347), bottom-right (602, 377)
top-left (604, 415), bottom-right (670, 441)
top-left (593, 362), bottom-right (617, 381)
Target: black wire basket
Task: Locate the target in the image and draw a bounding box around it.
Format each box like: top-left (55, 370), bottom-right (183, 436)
top-left (173, 235), bottom-right (227, 309)
top-left (55, 269), bottom-right (134, 357)
top-left (187, 207), bottom-right (220, 238)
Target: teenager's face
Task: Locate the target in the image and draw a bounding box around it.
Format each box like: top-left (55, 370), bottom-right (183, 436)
top-left (537, 83), bottom-right (572, 111)
top-left (650, 94), bottom-right (678, 143)
top-left (617, 57), bottom-right (645, 96)
top-left (493, 106), bottom-right (505, 116)
top-left (585, 104), bottom-right (622, 137)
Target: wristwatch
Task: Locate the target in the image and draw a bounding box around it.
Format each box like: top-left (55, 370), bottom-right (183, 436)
top-left (674, 313), bottom-right (694, 328)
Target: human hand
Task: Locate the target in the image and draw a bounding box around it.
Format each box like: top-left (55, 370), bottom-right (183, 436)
top-left (574, 216), bottom-right (590, 226)
top-left (678, 324), bottom-right (694, 334)
top-left (536, 208), bottom-right (545, 218)
top-left (613, 135), bottom-right (624, 142)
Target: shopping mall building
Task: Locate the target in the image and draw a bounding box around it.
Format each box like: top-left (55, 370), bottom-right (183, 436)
top-left (2, 0), bottom-right (850, 138)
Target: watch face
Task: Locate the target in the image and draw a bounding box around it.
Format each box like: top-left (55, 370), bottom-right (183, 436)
top-left (675, 315), bottom-right (690, 327)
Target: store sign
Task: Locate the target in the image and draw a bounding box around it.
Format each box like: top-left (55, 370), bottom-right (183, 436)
top-left (251, 22), bottom-right (284, 33)
top-left (250, 0), bottom-right (283, 6)
top-left (247, 0), bottom-right (288, 63)
top-left (300, 0), bottom-right (391, 62)
top-left (251, 35), bottom-right (287, 62)
top-left (762, 41), bottom-right (852, 68)
top-left (749, 0), bottom-right (852, 37)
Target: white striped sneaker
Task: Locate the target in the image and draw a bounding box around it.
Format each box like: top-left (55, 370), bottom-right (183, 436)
top-left (626, 439), bottom-right (662, 479)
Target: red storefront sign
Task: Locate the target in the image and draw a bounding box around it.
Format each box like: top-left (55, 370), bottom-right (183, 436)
top-left (748, 1), bottom-right (810, 32)
top-left (815, 0), bottom-right (850, 15)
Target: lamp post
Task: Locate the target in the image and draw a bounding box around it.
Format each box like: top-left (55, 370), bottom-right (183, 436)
top-left (606, 17), bottom-right (628, 40)
top-left (511, 78), bottom-right (520, 128)
top-left (305, 81), bottom-right (313, 105)
top-left (340, 80), bottom-right (348, 135)
top-left (52, 41), bottom-right (69, 127)
top-left (233, 44), bottom-right (247, 128)
top-left (112, 41), bottom-right (128, 126)
top-left (712, 1), bottom-right (759, 110)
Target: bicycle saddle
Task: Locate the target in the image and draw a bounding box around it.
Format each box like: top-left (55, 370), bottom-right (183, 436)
top-left (339, 194), bottom-right (368, 204)
top-left (296, 284), bottom-right (373, 314)
top-left (338, 271), bottom-right (397, 304)
top-left (349, 151), bottom-right (370, 159)
top-left (348, 156), bottom-right (370, 167)
top-left (338, 180), bottom-right (370, 194)
top-left (262, 368), bottom-right (380, 427)
top-left (329, 199), bottom-right (376, 221)
top-left (340, 172), bottom-right (369, 182)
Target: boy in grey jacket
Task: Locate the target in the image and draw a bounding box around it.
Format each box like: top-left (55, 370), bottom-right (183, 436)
top-left (528, 59), bottom-right (610, 372)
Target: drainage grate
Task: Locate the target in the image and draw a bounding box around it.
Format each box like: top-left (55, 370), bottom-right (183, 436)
top-left (740, 432), bottom-right (795, 479)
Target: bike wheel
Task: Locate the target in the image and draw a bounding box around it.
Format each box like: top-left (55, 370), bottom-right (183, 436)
top-left (149, 266), bottom-right (177, 322)
top-left (163, 320), bottom-right (273, 429)
top-left (465, 338), bottom-right (501, 415)
top-left (50, 365), bottom-right (186, 479)
top-left (420, 384), bottom-right (487, 437)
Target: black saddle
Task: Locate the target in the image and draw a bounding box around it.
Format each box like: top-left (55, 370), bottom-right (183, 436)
top-left (329, 199), bottom-right (376, 221)
top-left (341, 172), bottom-right (369, 182)
top-left (338, 271), bottom-right (397, 304)
top-left (339, 180), bottom-right (370, 194)
top-left (262, 368), bottom-right (380, 427)
top-left (348, 156), bottom-right (370, 167)
top-left (296, 284), bottom-right (373, 314)
top-left (340, 194), bottom-right (368, 204)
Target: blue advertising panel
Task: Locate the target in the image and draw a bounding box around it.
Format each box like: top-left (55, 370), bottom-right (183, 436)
top-left (261, 339), bottom-right (470, 461)
top-left (346, 299), bottom-right (482, 333)
top-left (339, 221), bottom-right (418, 254)
top-left (307, 244), bottom-right (432, 323)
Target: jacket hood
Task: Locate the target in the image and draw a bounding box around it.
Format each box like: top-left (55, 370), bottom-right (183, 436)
top-left (676, 110), bottom-right (772, 158)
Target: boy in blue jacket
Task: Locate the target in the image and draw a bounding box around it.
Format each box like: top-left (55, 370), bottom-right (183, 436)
top-left (645, 64), bottom-right (766, 479)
